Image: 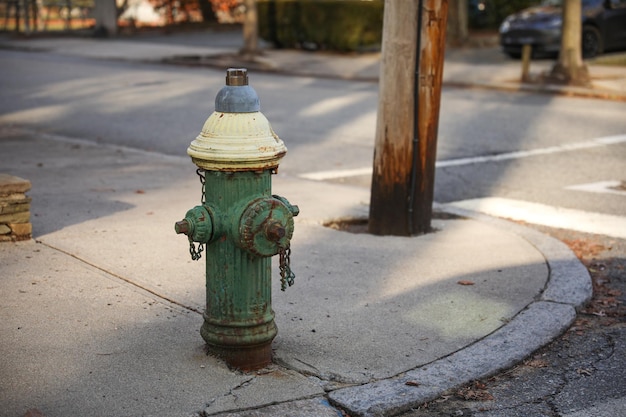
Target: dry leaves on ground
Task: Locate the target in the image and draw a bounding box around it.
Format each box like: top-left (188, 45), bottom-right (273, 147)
top-left (456, 381), bottom-right (494, 401)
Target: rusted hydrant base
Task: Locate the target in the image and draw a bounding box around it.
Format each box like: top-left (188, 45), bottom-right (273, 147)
top-left (207, 343), bottom-right (273, 371)
top-left (201, 314), bottom-right (277, 371)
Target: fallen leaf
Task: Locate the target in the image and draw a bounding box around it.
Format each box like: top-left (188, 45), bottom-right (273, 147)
top-left (563, 238), bottom-right (606, 258)
top-left (457, 388), bottom-right (494, 401)
top-left (405, 380), bottom-right (421, 387)
top-left (473, 381), bottom-right (487, 390)
top-left (525, 359), bottom-right (549, 368)
top-left (456, 381), bottom-right (494, 401)
top-left (458, 280), bottom-right (475, 286)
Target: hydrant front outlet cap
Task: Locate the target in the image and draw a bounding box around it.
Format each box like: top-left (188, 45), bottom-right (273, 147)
top-left (237, 196), bottom-right (296, 257)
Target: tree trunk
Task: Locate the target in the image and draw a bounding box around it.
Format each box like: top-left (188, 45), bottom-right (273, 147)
top-left (369, 0), bottom-right (448, 236)
top-left (241, 0), bottom-right (259, 56)
top-left (549, 0), bottom-right (590, 86)
top-left (199, 0), bottom-right (218, 23)
top-left (94, 0), bottom-right (118, 36)
top-left (447, 0), bottom-right (468, 47)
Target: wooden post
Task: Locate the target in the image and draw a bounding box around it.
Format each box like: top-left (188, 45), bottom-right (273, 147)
top-left (521, 44), bottom-right (532, 82)
top-left (369, 0), bottom-right (448, 236)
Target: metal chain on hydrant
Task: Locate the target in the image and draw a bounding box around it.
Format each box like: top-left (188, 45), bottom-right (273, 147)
top-left (279, 245), bottom-right (295, 291)
top-left (196, 168), bottom-right (206, 204)
top-left (188, 236), bottom-right (204, 261)
top-left (187, 168), bottom-right (206, 261)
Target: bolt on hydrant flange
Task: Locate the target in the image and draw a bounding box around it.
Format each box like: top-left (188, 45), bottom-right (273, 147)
top-left (175, 68), bottom-right (298, 370)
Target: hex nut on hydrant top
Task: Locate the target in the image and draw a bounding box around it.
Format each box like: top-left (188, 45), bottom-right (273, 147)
top-left (175, 68), bottom-right (299, 370)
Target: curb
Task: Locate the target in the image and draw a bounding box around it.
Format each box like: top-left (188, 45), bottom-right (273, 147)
top-left (160, 54), bottom-right (626, 101)
top-left (2, 39), bottom-right (624, 101)
top-left (328, 302), bottom-right (575, 417)
top-left (326, 206), bottom-right (592, 417)
top-left (443, 80), bottom-right (626, 102)
top-left (159, 53), bottom-right (380, 83)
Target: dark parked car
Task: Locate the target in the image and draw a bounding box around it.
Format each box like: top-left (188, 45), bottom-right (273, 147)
top-left (499, 0), bottom-right (626, 58)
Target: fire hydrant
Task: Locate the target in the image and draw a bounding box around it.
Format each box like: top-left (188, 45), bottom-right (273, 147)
top-left (175, 68), bottom-right (298, 370)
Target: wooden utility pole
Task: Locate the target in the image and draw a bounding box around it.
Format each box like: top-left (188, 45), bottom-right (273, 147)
top-left (369, 0), bottom-right (448, 236)
top-left (549, 0), bottom-right (590, 86)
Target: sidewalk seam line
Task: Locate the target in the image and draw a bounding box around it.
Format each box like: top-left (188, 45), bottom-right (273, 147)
top-left (36, 239), bottom-right (202, 314)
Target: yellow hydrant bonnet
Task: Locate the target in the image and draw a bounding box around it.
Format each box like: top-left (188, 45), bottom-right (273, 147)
top-left (187, 68), bottom-right (287, 171)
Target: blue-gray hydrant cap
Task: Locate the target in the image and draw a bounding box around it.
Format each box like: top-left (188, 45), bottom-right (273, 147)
top-left (215, 68), bottom-right (260, 113)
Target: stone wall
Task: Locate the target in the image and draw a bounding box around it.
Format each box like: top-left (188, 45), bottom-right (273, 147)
top-left (0, 174), bottom-right (32, 241)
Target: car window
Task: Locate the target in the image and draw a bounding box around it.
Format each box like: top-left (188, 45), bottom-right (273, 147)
top-left (609, 0), bottom-right (626, 8)
top-left (546, 0), bottom-right (606, 8)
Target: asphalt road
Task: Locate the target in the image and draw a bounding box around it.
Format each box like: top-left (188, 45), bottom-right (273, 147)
top-left (1, 48), bottom-right (624, 220)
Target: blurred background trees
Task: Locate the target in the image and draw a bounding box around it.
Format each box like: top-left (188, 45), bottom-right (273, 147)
top-left (2, 0), bottom-right (541, 47)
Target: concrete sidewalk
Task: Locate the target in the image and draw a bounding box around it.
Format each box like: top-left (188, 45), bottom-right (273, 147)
top-left (0, 31), bottom-right (596, 417)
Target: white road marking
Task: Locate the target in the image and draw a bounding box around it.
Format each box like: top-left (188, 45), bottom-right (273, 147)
top-left (444, 197), bottom-right (626, 239)
top-left (299, 134), bottom-right (626, 181)
top-left (300, 167), bottom-right (373, 181)
top-left (436, 135), bottom-right (626, 167)
top-left (566, 181), bottom-right (626, 197)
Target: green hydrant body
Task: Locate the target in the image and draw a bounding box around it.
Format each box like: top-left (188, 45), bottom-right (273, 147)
top-left (175, 69), bottom-right (298, 370)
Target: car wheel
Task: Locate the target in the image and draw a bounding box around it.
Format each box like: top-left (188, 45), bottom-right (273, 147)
top-left (582, 25), bottom-right (603, 58)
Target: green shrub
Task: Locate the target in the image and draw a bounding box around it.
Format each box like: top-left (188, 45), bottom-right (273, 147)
top-left (258, 0), bottom-right (540, 51)
top-left (258, 0), bottom-right (384, 52)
